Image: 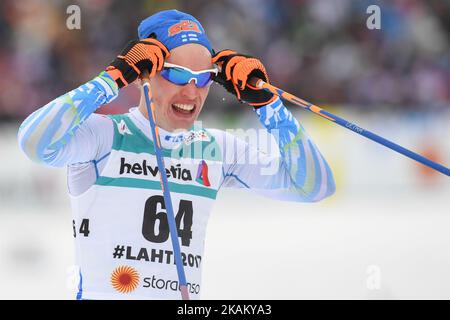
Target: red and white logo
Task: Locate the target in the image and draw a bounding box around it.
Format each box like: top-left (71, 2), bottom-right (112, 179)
top-left (168, 20), bottom-right (201, 37)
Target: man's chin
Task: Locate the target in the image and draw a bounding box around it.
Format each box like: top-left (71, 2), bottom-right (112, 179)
top-left (162, 117), bottom-right (197, 132)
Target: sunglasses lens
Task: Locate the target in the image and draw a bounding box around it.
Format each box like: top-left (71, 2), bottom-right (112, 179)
top-left (161, 66), bottom-right (215, 88)
top-left (195, 73), bottom-right (214, 87)
top-left (160, 67), bottom-right (189, 85)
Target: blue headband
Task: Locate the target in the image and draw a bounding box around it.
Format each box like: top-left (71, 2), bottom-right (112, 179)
top-left (138, 9), bottom-right (213, 54)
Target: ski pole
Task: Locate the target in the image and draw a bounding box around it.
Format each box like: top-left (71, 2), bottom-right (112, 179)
top-left (251, 78), bottom-right (450, 177)
top-left (141, 76), bottom-right (190, 300)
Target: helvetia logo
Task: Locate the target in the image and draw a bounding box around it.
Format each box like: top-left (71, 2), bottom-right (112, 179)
top-left (111, 265), bottom-right (140, 294)
top-left (120, 158), bottom-right (192, 181)
top-left (196, 160), bottom-right (211, 187)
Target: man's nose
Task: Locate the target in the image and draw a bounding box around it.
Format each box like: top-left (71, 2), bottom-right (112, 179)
top-left (180, 81), bottom-right (198, 99)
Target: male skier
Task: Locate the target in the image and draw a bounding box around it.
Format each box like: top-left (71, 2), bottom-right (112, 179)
top-left (18, 9), bottom-right (335, 299)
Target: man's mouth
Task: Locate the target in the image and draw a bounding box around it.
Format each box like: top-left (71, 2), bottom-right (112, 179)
top-left (171, 103), bottom-right (196, 115)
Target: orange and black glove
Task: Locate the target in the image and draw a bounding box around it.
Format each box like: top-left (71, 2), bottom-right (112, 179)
top-left (211, 50), bottom-right (276, 108)
top-left (106, 38), bottom-right (169, 89)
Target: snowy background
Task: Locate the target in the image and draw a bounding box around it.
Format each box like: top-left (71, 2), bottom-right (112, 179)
top-left (1, 0), bottom-right (449, 299)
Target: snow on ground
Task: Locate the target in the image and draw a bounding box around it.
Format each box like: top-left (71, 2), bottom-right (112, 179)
top-left (1, 185), bottom-right (449, 299)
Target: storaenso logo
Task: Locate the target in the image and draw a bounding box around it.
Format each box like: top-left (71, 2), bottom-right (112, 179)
top-left (119, 158), bottom-right (192, 181)
top-left (143, 275), bottom-right (200, 294)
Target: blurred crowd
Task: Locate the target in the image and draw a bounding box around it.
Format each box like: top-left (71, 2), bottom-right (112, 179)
top-left (0, 0), bottom-right (449, 121)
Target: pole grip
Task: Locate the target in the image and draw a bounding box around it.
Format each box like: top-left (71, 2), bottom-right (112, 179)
top-left (248, 77), bottom-right (264, 89)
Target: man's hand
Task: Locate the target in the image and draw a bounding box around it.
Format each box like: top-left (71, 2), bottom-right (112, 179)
top-left (211, 50), bottom-right (276, 107)
top-left (106, 38), bottom-right (170, 89)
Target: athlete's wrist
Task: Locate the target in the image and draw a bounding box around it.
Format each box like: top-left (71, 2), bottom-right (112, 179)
top-left (254, 97), bottom-right (299, 131)
top-left (91, 71), bottom-right (119, 104)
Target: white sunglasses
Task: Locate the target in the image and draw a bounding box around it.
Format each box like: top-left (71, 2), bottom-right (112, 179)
top-left (161, 62), bottom-right (219, 87)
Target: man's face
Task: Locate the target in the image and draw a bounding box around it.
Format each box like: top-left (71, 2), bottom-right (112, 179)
top-left (141, 43), bottom-right (213, 132)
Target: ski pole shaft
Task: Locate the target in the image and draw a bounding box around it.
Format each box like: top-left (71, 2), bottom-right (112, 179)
top-left (142, 77), bottom-right (190, 300)
top-left (251, 78), bottom-right (450, 177)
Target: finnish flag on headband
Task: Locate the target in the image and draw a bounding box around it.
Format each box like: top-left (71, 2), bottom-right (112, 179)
top-left (181, 34), bottom-right (200, 42)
